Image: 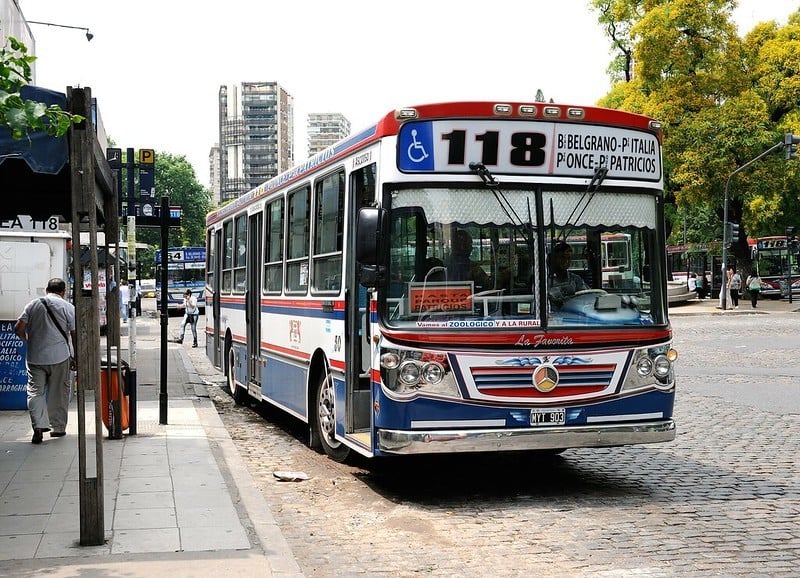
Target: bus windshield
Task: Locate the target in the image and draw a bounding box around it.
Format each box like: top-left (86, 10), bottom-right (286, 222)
top-left (382, 186), bottom-right (664, 328)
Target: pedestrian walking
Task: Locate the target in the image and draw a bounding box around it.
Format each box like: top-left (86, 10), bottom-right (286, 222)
top-left (177, 289), bottom-right (199, 347)
top-left (14, 278), bottom-right (76, 443)
top-left (746, 272), bottom-right (762, 308)
top-left (729, 268), bottom-right (742, 309)
top-left (119, 279), bottom-right (130, 323)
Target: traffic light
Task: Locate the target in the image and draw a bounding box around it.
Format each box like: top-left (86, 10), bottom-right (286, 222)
top-left (729, 222), bottom-right (740, 244)
top-left (785, 133), bottom-right (800, 160)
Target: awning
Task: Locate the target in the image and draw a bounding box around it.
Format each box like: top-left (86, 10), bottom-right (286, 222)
top-left (0, 85), bottom-right (69, 174)
top-left (0, 86), bottom-right (71, 221)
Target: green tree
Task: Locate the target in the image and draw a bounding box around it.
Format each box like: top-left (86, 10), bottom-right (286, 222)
top-left (1, 34), bottom-right (82, 138)
top-left (133, 151), bottom-right (212, 272)
top-left (591, 1), bottom-right (800, 271)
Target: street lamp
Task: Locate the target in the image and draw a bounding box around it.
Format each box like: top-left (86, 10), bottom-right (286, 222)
top-left (27, 20), bottom-right (94, 42)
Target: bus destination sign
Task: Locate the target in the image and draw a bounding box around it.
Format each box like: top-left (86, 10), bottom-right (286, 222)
top-left (397, 120), bottom-right (661, 181)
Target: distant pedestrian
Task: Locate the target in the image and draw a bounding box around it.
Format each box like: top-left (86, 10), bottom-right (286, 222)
top-left (14, 278), bottom-right (76, 444)
top-left (119, 279), bottom-right (130, 323)
top-left (729, 268), bottom-right (742, 309)
top-left (746, 272), bottom-right (762, 308)
top-left (177, 289), bottom-right (199, 347)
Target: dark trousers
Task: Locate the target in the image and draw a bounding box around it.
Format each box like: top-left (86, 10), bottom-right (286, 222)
top-left (749, 289), bottom-right (759, 308)
top-left (730, 289), bottom-right (739, 307)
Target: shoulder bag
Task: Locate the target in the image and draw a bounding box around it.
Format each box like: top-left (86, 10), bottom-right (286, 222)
top-left (39, 297), bottom-right (74, 365)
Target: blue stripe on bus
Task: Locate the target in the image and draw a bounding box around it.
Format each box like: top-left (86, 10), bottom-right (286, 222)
top-left (219, 302), bottom-right (345, 320)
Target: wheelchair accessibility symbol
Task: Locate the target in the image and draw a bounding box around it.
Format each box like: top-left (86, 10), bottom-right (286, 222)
top-left (398, 122), bottom-right (434, 171)
top-left (407, 129), bottom-right (429, 163)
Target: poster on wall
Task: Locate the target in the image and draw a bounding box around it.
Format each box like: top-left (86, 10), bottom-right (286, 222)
top-left (0, 320), bottom-right (28, 410)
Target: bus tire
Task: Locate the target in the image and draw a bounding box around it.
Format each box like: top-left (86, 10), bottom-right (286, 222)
top-left (228, 346), bottom-right (248, 406)
top-left (313, 372), bottom-right (350, 462)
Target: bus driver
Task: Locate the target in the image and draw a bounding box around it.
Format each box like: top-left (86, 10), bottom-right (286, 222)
top-left (447, 229), bottom-right (490, 289)
top-left (548, 241), bottom-right (589, 307)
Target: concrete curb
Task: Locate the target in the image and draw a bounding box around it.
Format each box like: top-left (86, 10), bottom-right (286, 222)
top-left (179, 348), bottom-right (305, 577)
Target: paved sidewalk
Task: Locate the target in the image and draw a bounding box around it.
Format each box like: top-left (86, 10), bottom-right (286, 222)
top-left (0, 308), bottom-right (304, 577)
top-left (668, 294), bottom-right (800, 316)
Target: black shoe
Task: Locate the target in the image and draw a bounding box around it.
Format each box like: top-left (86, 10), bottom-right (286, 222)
top-left (192, 343), bottom-right (198, 348)
top-left (50, 432), bottom-right (66, 438)
top-left (175, 338), bottom-right (183, 344)
top-left (31, 428), bottom-right (44, 444)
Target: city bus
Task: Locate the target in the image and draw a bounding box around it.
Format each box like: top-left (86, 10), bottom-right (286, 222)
top-left (566, 233), bottom-right (635, 287)
top-left (205, 101), bottom-right (676, 462)
top-left (752, 235), bottom-right (799, 298)
top-left (155, 246), bottom-right (206, 312)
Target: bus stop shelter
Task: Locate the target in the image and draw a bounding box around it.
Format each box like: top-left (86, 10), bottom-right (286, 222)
top-left (0, 86), bottom-right (118, 546)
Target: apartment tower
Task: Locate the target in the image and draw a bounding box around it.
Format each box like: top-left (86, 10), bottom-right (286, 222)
top-left (307, 112), bottom-right (351, 157)
top-left (218, 82), bottom-right (294, 204)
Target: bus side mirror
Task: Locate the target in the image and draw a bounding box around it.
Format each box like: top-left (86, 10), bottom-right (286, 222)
top-left (356, 207), bottom-right (385, 265)
top-left (356, 206), bottom-right (386, 288)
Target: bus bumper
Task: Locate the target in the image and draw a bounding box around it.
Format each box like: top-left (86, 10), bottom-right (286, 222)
top-left (376, 419), bottom-right (675, 455)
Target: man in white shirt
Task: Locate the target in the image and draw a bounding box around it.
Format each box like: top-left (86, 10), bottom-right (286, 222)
top-left (14, 278), bottom-right (76, 443)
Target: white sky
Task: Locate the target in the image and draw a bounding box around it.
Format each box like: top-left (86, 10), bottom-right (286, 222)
top-left (19, 0), bottom-right (799, 188)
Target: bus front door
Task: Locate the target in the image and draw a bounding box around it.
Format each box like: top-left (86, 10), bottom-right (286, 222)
top-left (212, 229), bottom-right (223, 368)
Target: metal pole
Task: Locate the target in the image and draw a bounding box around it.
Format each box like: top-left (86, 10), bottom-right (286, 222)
top-left (786, 234), bottom-right (793, 305)
top-left (721, 140), bottom-right (785, 312)
top-left (127, 215), bottom-right (138, 435)
top-left (721, 179), bottom-right (730, 311)
top-left (159, 195), bottom-right (169, 424)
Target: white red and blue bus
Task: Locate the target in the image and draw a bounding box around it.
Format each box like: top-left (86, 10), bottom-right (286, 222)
top-left (155, 246), bottom-right (206, 312)
top-left (752, 235), bottom-right (799, 298)
top-left (205, 101), bottom-right (676, 462)
top-left (566, 233), bottom-right (636, 287)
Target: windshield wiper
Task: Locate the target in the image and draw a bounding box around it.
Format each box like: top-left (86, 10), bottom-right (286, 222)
top-left (469, 162), bottom-right (531, 235)
top-left (469, 162), bottom-right (500, 187)
top-left (559, 165), bottom-right (608, 241)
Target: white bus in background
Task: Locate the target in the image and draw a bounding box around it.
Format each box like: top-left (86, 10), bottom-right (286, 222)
top-left (566, 233), bottom-right (637, 288)
top-left (0, 226), bottom-right (71, 409)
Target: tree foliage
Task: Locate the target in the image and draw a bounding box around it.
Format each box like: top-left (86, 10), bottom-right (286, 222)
top-left (133, 152), bottom-right (212, 276)
top-left (591, 1), bottom-right (800, 269)
top-left (0, 34), bottom-right (83, 139)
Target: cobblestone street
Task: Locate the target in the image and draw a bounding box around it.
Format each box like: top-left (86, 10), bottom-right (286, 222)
top-left (188, 309), bottom-right (800, 577)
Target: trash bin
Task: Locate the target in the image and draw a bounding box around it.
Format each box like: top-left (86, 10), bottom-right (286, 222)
top-left (100, 355), bottom-right (129, 438)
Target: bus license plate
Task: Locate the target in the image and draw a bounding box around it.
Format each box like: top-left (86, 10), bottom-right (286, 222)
top-left (530, 408), bottom-right (566, 426)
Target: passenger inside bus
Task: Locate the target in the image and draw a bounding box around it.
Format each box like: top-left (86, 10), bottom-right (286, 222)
top-left (424, 257), bottom-right (446, 282)
top-left (548, 241), bottom-right (589, 307)
top-left (446, 229), bottom-right (490, 289)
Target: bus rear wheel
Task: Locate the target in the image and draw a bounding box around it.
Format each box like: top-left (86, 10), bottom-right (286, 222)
top-left (228, 346), bottom-right (249, 406)
top-left (314, 372), bottom-right (350, 462)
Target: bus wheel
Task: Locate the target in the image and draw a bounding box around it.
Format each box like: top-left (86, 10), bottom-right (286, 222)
top-left (228, 346), bottom-right (248, 406)
top-left (314, 372), bottom-right (350, 462)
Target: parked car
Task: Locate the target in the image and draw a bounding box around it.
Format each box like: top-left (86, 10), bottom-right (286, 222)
top-left (139, 279), bottom-right (156, 298)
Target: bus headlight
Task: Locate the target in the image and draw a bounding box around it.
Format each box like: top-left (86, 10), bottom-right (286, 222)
top-left (623, 345), bottom-right (676, 391)
top-left (421, 362), bottom-right (445, 384)
top-left (653, 355), bottom-right (671, 379)
top-left (398, 361), bottom-right (420, 385)
top-left (380, 348), bottom-right (460, 398)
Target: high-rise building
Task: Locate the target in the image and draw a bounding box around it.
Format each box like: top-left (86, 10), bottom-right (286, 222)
top-left (208, 143), bottom-right (221, 207)
top-left (307, 113), bottom-right (351, 157)
top-left (217, 82), bottom-right (294, 204)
